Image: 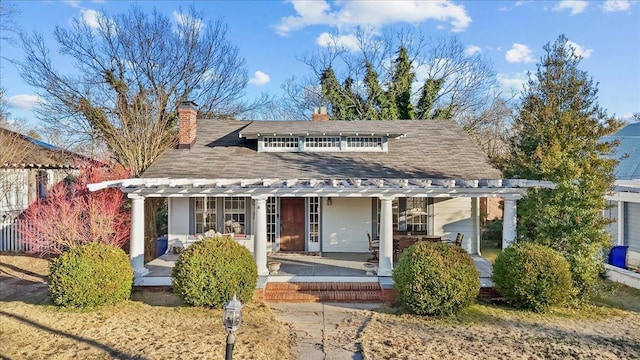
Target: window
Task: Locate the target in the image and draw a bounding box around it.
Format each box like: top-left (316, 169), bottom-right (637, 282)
top-left (195, 197), bottom-right (217, 234)
top-left (306, 136), bottom-right (340, 149)
top-left (346, 136), bottom-right (383, 149)
top-left (308, 197), bottom-right (319, 243)
top-left (36, 170), bottom-right (49, 199)
top-left (224, 197), bottom-right (246, 233)
top-left (263, 136), bottom-right (299, 150)
top-left (267, 197), bottom-right (277, 243)
top-left (404, 198), bottom-right (428, 232)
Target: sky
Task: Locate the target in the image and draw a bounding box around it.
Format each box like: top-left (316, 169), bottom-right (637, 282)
top-left (1, 0), bottom-right (639, 128)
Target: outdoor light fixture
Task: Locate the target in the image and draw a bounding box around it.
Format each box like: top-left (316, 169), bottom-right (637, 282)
top-left (327, 197), bottom-right (333, 206)
top-left (223, 294), bottom-right (243, 360)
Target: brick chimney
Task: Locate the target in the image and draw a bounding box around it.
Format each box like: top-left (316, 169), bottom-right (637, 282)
top-left (311, 106), bottom-right (329, 121)
top-left (177, 101), bottom-right (198, 149)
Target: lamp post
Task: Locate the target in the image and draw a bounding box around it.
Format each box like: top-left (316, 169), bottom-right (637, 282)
top-left (223, 294), bottom-right (243, 360)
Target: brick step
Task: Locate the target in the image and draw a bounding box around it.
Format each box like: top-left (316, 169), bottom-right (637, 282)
top-left (264, 282), bottom-right (395, 303)
top-left (478, 287), bottom-right (501, 300)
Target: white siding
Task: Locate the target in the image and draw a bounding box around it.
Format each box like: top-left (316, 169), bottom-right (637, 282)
top-left (168, 198), bottom-right (190, 251)
top-left (625, 202), bottom-right (640, 269)
top-left (433, 198), bottom-right (473, 252)
top-left (0, 169), bottom-right (29, 216)
top-left (322, 197), bottom-right (371, 252)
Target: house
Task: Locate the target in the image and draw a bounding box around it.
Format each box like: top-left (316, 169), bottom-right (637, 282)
top-left (602, 122), bottom-right (640, 288)
top-left (89, 102), bottom-right (553, 286)
top-left (0, 127), bottom-right (91, 251)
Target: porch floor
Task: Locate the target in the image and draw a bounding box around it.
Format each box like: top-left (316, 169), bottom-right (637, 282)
top-left (144, 252), bottom-right (493, 286)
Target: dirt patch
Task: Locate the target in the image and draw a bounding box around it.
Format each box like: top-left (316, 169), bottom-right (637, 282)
top-left (0, 253), bottom-right (51, 303)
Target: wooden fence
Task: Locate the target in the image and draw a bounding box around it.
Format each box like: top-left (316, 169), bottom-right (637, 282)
top-left (0, 215), bottom-right (30, 252)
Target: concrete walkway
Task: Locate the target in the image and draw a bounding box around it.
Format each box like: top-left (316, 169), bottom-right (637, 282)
top-left (269, 302), bottom-right (381, 360)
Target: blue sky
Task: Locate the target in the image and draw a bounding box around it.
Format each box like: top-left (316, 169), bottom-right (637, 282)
top-left (1, 0), bottom-right (639, 127)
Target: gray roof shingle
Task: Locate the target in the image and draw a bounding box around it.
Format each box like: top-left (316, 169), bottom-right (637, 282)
top-left (142, 119), bottom-right (502, 180)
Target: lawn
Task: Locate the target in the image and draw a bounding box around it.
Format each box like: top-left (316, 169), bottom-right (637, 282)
top-left (0, 253), bottom-right (295, 360)
top-left (2, 252), bottom-right (640, 360)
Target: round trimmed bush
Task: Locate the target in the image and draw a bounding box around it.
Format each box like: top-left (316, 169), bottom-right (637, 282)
top-left (492, 242), bottom-right (573, 312)
top-left (172, 235), bottom-right (257, 307)
top-left (393, 242), bottom-right (480, 316)
top-left (48, 243), bottom-right (133, 308)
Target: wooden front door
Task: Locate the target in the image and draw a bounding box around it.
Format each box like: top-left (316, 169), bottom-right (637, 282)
top-left (280, 198), bottom-right (306, 251)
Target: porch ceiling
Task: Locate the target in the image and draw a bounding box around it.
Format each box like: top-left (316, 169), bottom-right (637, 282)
top-left (89, 177), bottom-right (554, 199)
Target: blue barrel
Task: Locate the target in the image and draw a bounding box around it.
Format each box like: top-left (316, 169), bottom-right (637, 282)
top-left (156, 235), bottom-right (168, 256)
top-left (609, 246), bottom-right (628, 268)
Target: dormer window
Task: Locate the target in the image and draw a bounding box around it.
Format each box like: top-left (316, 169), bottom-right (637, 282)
top-left (258, 135), bottom-right (387, 152)
top-left (263, 136), bottom-right (299, 150)
top-left (346, 136), bottom-right (383, 150)
top-left (305, 136), bottom-right (340, 149)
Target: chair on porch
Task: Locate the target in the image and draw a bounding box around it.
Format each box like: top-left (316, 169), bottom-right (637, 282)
top-left (367, 232), bottom-right (380, 261)
top-left (454, 232), bottom-right (464, 246)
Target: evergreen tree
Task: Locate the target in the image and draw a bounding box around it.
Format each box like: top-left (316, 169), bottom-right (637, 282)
top-left (505, 35), bottom-right (622, 300)
top-left (389, 47), bottom-right (415, 119)
top-left (416, 78), bottom-right (444, 119)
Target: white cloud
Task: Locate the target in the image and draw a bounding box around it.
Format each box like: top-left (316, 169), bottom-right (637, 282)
top-left (497, 72), bottom-right (529, 96)
top-left (316, 32), bottom-right (360, 51)
top-left (249, 71), bottom-right (271, 86)
top-left (80, 9), bottom-right (100, 29)
top-left (603, 0), bottom-right (633, 12)
top-left (6, 94), bottom-right (41, 111)
top-left (552, 0), bottom-right (588, 15)
top-left (173, 10), bottom-right (204, 32)
top-left (464, 45), bottom-right (482, 56)
top-left (62, 0), bottom-right (81, 8)
top-left (567, 40), bottom-right (593, 58)
top-left (276, 0), bottom-right (471, 35)
top-left (505, 43), bottom-right (534, 63)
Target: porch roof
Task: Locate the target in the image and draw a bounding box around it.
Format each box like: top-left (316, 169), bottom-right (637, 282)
top-left (88, 177), bottom-right (555, 199)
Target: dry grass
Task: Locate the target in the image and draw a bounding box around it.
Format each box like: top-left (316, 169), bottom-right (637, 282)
top-left (3, 253), bottom-right (640, 360)
top-left (0, 254), bottom-right (295, 360)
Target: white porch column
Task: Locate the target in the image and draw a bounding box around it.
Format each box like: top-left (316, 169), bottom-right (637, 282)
top-left (617, 200), bottom-right (625, 246)
top-left (502, 198), bottom-right (517, 249)
top-left (471, 197), bottom-right (480, 255)
top-left (129, 194), bottom-right (148, 277)
top-left (253, 196), bottom-right (269, 276)
top-left (378, 196), bottom-right (395, 276)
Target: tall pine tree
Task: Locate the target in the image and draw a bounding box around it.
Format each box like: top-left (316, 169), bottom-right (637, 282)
top-left (505, 35), bottom-right (622, 300)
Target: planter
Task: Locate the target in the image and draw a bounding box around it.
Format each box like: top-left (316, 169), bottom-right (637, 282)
top-left (267, 261), bottom-right (281, 275)
top-left (362, 262), bottom-right (377, 276)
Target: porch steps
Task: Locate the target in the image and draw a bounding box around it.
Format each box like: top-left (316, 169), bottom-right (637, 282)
top-left (263, 282), bottom-right (396, 303)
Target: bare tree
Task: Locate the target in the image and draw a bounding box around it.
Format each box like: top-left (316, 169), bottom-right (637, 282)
top-left (18, 5), bottom-right (249, 177)
top-left (282, 27), bottom-right (500, 124)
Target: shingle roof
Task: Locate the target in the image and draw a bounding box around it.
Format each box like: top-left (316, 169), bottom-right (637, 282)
top-left (0, 127), bottom-right (90, 168)
top-left (603, 122), bottom-right (640, 180)
top-left (142, 119), bottom-right (503, 180)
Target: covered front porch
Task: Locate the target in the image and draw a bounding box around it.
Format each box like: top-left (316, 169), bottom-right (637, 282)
top-left (88, 177), bottom-right (555, 287)
top-left (138, 251), bottom-right (495, 288)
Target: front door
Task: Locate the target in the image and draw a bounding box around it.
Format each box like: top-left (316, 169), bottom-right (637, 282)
top-left (280, 198), bottom-right (306, 251)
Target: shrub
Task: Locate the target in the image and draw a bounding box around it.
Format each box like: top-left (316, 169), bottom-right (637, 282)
top-left (48, 243), bottom-right (133, 308)
top-left (393, 242), bottom-right (480, 316)
top-left (492, 242), bottom-right (573, 312)
top-left (172, 235), bottom-right (257, 308)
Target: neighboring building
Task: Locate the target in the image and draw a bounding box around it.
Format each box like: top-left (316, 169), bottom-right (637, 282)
top-left (0, 128), bottom-right (94, 251)
top-left (90, 102), bottom-right (552, 285)
top-left (0, 128), bottom-right (89, 218)
top-left (603, 123), bottom-right (640, 273)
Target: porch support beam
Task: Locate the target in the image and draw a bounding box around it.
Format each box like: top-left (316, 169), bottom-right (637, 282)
top-left (471, 197), bottom-right (480, 255)
top-left (129, 194), bottom-right (149, 277)
top-left (253, 196), bottom-right (269, 276)
top-left (502, 198), bottom-right (517, 249)
top-left (617, 200), bottom-right (624, 246)
top-left (378, 195), bottom-right (395, 276)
